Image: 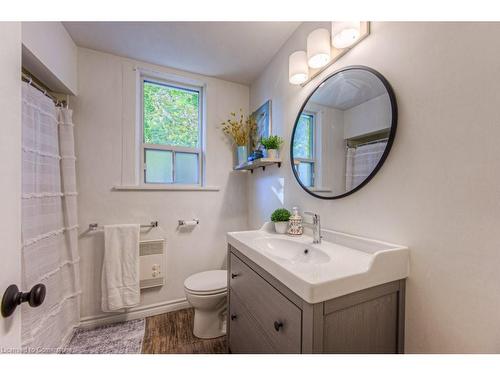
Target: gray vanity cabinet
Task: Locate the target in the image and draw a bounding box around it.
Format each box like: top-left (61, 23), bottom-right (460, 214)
top-left (227, 245), bottom-right (406, 354)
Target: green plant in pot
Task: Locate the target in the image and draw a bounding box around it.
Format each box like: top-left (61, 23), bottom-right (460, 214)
top-left (271, 208), bottom-right (291, 234)
top-left (260, 135), bottom-right (283, 160)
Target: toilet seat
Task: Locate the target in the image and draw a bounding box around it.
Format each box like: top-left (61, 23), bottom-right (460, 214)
top-left (184, 270), bottom-right (227, 295)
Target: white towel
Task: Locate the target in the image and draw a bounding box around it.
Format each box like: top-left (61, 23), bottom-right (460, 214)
top-left (101, 224), bottom-right (141, 312)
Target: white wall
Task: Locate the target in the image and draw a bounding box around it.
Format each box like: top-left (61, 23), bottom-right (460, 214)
top-left (343, 93), bottom-right (391, 139)
top-left (22, 22), bottom-right (78, 94)
top-left (248, 22), bottom-right (500, 353)
top-left (0, 22), bottom-right (22, 348)
top-left (74, 48), bottom-right (249, 323)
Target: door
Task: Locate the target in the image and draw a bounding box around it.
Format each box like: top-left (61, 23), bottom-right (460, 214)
top-left (0, 22), bottom-right (22, 351)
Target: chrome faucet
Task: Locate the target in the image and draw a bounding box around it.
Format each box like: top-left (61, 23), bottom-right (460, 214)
top-left (303, 211), bottom-right (322, 244)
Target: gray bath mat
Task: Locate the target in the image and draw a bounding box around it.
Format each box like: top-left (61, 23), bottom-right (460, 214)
top-left (63, 319), bottom-right (145, 354)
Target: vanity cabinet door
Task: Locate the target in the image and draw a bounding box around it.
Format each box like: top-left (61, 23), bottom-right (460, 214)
top-left (230, 253), bottom-right (302, 353)
top-left (229, 290), bottom-right (275, 354)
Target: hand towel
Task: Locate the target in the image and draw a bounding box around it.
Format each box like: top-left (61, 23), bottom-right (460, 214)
top-left (101, 224), bottom-right (140, 312)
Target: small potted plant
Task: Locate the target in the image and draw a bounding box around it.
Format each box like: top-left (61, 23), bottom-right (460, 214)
top-left (271, 208), bottom-right (291, 234)
top-left (221, 109), bottom-right (256, 165)
top-left (260, 135), bottom-right (283, 159)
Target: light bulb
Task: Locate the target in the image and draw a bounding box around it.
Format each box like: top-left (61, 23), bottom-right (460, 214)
top-left (307, 28), bottom-right (331, 69)
top-left (332, 22), bottom-right (361, 49)
top-left (289, 51), bottom-right (309, 85)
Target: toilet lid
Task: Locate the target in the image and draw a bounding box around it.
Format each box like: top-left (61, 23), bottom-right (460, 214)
top-left (184, 270), bottom-right (227, 294)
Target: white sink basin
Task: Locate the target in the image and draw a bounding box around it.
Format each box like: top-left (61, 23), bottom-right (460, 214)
top-left (227, 222), bottom-right (409, 304)
top-left (253, 237), bottom-right (331, 264)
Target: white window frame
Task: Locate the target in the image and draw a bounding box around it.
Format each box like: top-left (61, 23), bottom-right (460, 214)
top-left (139, 73), bottom-right (204, 186)
top-left (294, 111), bottom-right (316, 187)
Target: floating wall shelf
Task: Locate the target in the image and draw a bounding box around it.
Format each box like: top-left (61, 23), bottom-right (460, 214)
top-left (234, 158), bottom-right (282, 173)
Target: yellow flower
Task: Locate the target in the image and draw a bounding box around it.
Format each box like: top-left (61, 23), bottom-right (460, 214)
top-left (220, 111), bottom-right (257, 147)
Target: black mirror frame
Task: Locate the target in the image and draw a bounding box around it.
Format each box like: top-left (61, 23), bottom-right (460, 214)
top-left (290, 65), bottom-right (398, 200)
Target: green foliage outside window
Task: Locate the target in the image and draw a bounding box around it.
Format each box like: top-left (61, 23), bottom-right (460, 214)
top-left (293, 113), bottom-right (313, 158)
top-left (143, 80), bottom-right (199, 148)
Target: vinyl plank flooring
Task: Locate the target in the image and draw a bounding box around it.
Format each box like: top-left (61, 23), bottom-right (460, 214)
top-left (142, 308), bottom-right (227, 354)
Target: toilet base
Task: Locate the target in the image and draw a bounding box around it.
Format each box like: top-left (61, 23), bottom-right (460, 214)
top-left (184, 270), bottom-right (228, 339)
top-left (193, 307), bottom-right (226, 339)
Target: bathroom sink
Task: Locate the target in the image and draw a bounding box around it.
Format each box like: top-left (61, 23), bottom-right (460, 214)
top-left (253, 237), bottom-right (331, 264)
top-left (227, 222), bottom-right (409, 303)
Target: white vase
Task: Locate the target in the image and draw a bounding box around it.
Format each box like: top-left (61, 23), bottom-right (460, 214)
top-left (274, 221), bottom-right (288, 234)
top-left (267, 149), bottom-right (278, 160)
top-left (237, 145), bottom-right (248, 165)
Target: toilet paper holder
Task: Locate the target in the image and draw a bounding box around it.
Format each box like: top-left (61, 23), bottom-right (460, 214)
top-left (178, 219), bottom-right (200, 226)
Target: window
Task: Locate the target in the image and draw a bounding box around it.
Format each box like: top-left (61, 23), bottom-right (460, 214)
top-left (142, 78), bottom-right (202, 185)
top-left (293, 112), bottom-right (315, 187)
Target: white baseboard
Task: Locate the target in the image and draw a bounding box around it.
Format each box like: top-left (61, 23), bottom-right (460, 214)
top-left (78, 298), bottom-right (190, 330)
top-left (60, 324), bottom-right (78, 347)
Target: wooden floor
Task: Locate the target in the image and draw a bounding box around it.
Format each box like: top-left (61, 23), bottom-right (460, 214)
top-left (142, 308), bottom-right (228, 354)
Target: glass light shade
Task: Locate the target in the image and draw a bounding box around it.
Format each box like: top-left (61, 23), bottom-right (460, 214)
top-left (306, 28), bottom-right (331, 69)
top-left (288, 51), bottom-right (309, 85)
top-left (331, 21), bottom-right (361, 49)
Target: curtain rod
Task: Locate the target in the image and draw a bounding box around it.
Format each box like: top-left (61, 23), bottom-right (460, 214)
top-left (21, 71), bottom-right (67, 107)
top-left (347, 137), bottom-right (389, 148)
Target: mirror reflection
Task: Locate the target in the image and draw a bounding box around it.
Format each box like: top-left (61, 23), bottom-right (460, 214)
top-left (291, 67), bottom-right (396, 199)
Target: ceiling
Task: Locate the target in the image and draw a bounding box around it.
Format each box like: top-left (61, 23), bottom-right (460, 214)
top-left (309, 69), bottom-right (388, 110)
top-left (63, 22), bottom-right (300, 85)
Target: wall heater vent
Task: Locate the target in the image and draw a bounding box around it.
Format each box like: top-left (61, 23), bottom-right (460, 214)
top-left (139, 239), bottom-right (165, 289)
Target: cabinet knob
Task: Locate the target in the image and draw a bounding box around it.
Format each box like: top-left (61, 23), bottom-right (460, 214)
top-left (231, 314), bottom-right (238, 320)
top-left (274, 320), bottom-right (284, 332)
top-left (231, 273), bottom-right (239, 279)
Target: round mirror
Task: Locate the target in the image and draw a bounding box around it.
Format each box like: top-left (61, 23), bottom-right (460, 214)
top-left (291, 66), bottom-right (397, 199)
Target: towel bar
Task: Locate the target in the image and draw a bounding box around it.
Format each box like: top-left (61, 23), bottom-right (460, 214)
top-left (88, 221), bottom-right (158, 231)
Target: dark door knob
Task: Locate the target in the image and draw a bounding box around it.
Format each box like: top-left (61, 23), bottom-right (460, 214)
top-left (231, 314), bottom-right (238, 320)
top-left (1, 284), bottom-right (46, 318)
top-left (274, 320), bottom-right (284, 332)
top-left (231, 273), bottom-right (239, 279)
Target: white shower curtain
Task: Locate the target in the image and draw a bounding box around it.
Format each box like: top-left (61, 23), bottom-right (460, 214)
top-left (345, 141), bottom-right (387, 191)
top-left (21, 83), bottom-right (80, 351)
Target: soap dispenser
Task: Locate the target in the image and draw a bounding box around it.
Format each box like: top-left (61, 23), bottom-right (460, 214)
top-left (287, 206), bottom-right (303, 236)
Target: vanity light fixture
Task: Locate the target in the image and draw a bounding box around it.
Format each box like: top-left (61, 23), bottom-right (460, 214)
top-left (288, 22), bottom-right (370, 86)
top-left (306, 28), bottom-right (331, 69)
top-left (331, 21), bottom-right (361, 49)
top-left (288, 51), bottom-right (309, 85)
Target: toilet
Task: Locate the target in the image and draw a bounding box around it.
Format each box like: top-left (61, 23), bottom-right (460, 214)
top-left (184, 270), bottom-right (227, 339)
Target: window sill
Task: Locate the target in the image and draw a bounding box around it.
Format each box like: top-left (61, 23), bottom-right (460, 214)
top-left (112, 185), bottom-right (220, 192)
